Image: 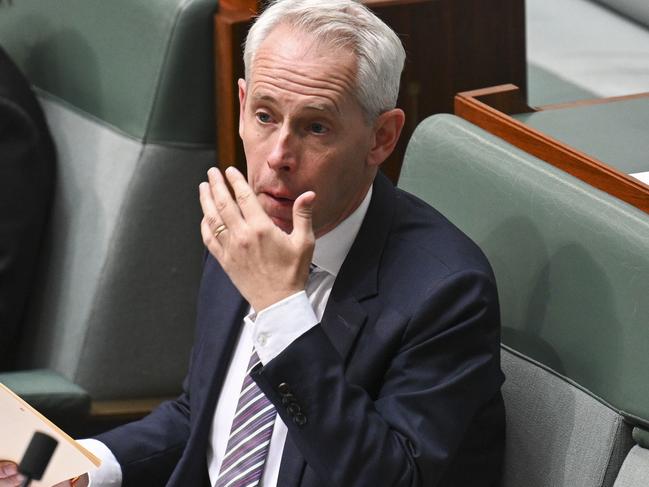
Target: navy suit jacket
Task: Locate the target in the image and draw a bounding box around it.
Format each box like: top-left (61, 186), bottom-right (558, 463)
top-left (0, 46), bottom-right (56, 370)
top-left (98, 172), bottom-right (505, 486)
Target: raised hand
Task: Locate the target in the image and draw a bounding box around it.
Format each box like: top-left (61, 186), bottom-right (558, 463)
top-left (199, 167), bottom-right (316, 312)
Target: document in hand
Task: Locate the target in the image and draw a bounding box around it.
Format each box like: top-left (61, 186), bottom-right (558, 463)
top-left (0, 383), bottom-right (100, 486)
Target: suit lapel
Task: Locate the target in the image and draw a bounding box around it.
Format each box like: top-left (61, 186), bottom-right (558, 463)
top-left (320, 172), bottom-right (396, 363)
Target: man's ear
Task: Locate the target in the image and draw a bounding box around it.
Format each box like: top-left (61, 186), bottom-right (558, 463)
top-left (238, 78), bottom-right (247, 138)
top-left (366, 108), bottom-right (405, 168)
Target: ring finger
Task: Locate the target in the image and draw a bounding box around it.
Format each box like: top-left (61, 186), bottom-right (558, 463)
top-left (199, 181), bottom-right (227, 251)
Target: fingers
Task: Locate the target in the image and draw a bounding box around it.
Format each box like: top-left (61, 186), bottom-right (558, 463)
top-left (0, 462), bottom-right (23, 486)
top-left (223, 167), bottom-right (267, 225)
top-left (207, 167), bottom-right (246, 233)
top-left (291, 191), bottom-right (316, 243)
top-left (201, 166), bottom-right (271, 244)
top-left (198, 179), bottom-right (221, 229)
top-left (199, 182), bottom-right (225, 257)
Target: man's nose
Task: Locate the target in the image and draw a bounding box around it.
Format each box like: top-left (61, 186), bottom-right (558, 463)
top-left (267, 124), bottom-right (296, 172)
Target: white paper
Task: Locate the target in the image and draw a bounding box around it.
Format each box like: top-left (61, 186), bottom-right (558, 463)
top-left (0, 383), bottom-right (100, 486)
top-left (630, 171), bottom-right (649, 186)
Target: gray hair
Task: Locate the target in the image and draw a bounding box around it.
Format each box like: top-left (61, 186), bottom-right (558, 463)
top-left (243, 0), bottom-right (406, 121)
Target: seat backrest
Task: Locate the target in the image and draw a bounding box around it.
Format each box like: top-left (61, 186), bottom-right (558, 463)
top-left (593, 0), bottom-right (649, 28)
top-left (501, 347), bottom-right (632, 486)
top-left (0, 0), bottom-right (217, 400)
top-left (613, 443), bottom-right (649, 487)
top-left (398, 114), bottom-right (649, 486)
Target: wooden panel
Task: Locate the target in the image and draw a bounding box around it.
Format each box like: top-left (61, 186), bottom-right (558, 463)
top-left (219, 0), bottom-right (259, 10)
top-left (214, 0), bottom-right (526, 183)
top-left (454, 84), bottom-right (649, 214)
top-left (90, 397), bottom-right (172, 421)
top-left (214, 8), bottom-right (253, 175)
top-left (537, 91), bottom-right (649, 112)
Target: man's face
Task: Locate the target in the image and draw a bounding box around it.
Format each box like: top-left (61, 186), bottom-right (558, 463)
top-left (238, 25), bottom-right (377, 237)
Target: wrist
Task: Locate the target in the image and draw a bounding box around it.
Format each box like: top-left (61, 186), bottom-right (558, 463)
top-left (252, 288), bottom-right (304, 314)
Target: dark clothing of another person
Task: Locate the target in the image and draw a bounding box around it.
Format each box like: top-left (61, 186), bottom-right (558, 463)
top-left (0, 46), bottom-right (56, 369)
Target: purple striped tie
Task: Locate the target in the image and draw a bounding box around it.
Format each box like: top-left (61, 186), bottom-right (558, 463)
top-left (215, 350), bottom-right (276, 487)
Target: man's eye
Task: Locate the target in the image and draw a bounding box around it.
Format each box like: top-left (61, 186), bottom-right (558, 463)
top-left (309, 123), bottom-right (328, 134)
top-left (256, 112), bottom-right (272, 123)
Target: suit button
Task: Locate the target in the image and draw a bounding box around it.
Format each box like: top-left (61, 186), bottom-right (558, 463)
top-left (294, 413), bottom-right (307, 426)
top-left (281, 393), bottom-right (295, 405)
top-left (278, 382), bottom-right (291, 395)
top-left (286, 403), bottom-right (301, 416)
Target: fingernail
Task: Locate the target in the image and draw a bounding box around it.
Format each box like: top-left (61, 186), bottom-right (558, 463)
top-left (2, 463), bottom-right (18, 475)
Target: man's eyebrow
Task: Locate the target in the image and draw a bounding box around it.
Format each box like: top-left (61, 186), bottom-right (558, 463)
top-left (251, 92), bottom-right (339, 114)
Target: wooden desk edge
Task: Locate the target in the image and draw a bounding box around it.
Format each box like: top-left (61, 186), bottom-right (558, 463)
top-left (454, 85), bottom-right (649, 214)
top-left (538, 91), bottom-right (649, 112)
top-left (90, 397), bottom-right (173, 420)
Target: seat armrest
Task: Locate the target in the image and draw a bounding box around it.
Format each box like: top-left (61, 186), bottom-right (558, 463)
top-left (0, 369), bottom-right (91, 427)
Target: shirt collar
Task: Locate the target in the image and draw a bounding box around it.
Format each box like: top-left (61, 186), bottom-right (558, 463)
top-left (312, 186), bottom-right (372, 278)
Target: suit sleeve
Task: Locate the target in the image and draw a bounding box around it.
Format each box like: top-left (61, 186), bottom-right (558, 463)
top-left (251, 268), bottom-right (504, 487)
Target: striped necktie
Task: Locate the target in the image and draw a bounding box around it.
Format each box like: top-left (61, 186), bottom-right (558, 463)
top-left (215, 264), bottom-right (318, 487)
top-left (215, 351), bottom-right (276, 487)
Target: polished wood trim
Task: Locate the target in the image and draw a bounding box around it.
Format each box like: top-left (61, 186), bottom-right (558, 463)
top-left (457, 84), bottom-right (534, 115)
top-left (90, 397), bottom-right (172, 420)
top-left (454, 85), bottom-right (649, 213)
top-left (363, 0), bottom-right (432, 6)
top-left (219, 0), bottom-right (260, 12)
top-left (218, 0), bottom-right (434, 13)
top-left (538, 91), bottom-right (649, 112)
top-left (214, 8), bottom-right (252, 174)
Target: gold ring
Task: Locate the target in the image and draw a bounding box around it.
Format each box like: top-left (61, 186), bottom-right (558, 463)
top-left (213, 223), bottom-right (227, 239)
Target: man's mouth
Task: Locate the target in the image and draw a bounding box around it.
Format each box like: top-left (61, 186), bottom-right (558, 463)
top-left (258, 192), bottom-right (296, 232)
top-left (264, 192), bottom-right (295, 207)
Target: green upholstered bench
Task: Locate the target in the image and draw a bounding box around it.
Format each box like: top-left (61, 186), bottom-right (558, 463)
top-left (0, 0), bottom-right (217, 428)
top-left (398, 114), bottom-right (649, 487)
top-left (0, 370), bottom-right (90, 430)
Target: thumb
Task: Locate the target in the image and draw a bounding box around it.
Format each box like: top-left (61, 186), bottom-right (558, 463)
top-left (291, 191), bottom-right (316, 241)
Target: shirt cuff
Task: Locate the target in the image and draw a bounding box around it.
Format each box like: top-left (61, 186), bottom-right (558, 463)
top-left (77, 439), bottom-right (122, 487)
top-left (245, 291), bottom-right (319, 365)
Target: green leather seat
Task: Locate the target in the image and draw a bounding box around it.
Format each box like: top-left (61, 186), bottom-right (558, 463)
top-left (398, 114), bottom-right (649, 487)
top-left (0, 0), bottom-right (216, 428)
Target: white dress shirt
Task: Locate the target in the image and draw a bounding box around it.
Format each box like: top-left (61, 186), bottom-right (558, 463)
top-left (81, 187), bottom-right (371, 487)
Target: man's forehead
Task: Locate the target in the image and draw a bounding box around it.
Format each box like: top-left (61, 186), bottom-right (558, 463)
top-left (249, 90), bottom-right (341, 115)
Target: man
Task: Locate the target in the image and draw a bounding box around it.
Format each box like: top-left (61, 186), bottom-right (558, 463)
top-left (2, 0), bottom-right (504, 485)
